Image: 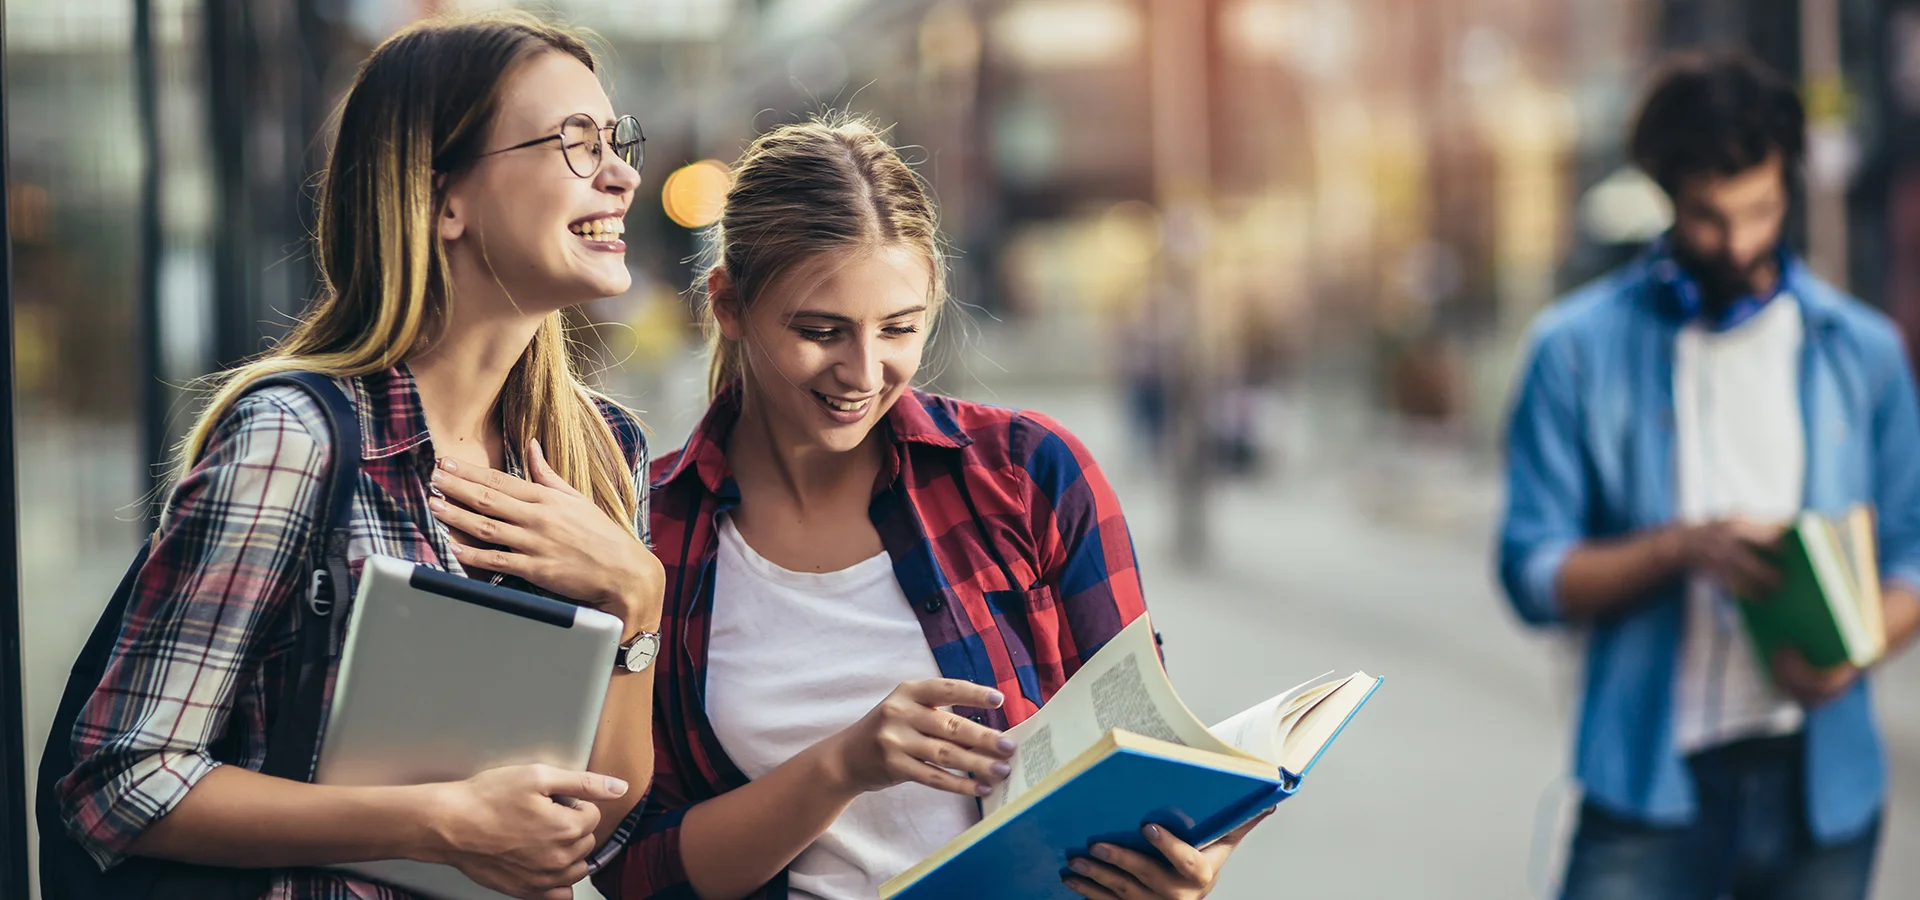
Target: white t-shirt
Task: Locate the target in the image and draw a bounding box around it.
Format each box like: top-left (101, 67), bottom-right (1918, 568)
top-left (1671, 294), bottom-right (1807, 754)
top-left (705, 514), bottom-right (980, 900)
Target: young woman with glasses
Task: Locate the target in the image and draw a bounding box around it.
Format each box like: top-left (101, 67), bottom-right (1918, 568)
top-left (54, 13), bottom-right (663, 900)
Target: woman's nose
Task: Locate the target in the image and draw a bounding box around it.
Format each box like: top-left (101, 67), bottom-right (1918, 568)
top-left (598, 154), bottom-right (641, 195)
top-left (837, 337), bottom-right (885, 393)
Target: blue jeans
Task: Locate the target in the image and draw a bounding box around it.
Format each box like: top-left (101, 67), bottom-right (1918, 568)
top-left (1561, 734), bottom-right (1881, 900)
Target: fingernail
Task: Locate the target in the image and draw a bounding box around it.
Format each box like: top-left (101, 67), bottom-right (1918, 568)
top-left (1092, 845), bottom-right (1112, 861)
top-left (991, 761), bottom-right (1012, 778)
top-left (439, 457), bottom-right (457, 471)
top-left (997, 737), bottom-right (1017, 754)
top-left (428, 498), bottom-right (446, 512)
top-left (1144, 824), bottom-right (1162, 840)
top-left (606, 777), bottom-right (629, 796)
top-left (447, 543), bottom-right (464, 555)
top-left (987, 690), bottom-right (1005, 707)
top-left (975, 783), bottom-right (993, 796)
top-left (1070, 859), bottom-right (1091, 874)
top-left (430, 467), bottom-right (445, 483)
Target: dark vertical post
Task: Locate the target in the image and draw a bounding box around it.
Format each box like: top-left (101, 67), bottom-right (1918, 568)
top-left (134, 0), bottom-right (165, 520)
top-left (1876, 0), bottom-right (1920, 352)
top-left (1843, 0), bottom-right (1889, 307)
top-left (205, 0), bottom-right (257, 368)
top-left (0, 0), bottom-right (32, 894)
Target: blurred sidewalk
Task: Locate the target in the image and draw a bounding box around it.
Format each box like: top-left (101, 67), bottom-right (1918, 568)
top-left (961, 367), bottom-right (1920, 899)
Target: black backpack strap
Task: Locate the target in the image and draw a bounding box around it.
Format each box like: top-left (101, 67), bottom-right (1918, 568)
top-left (246, 372), bottom-right (362, 783)
top-left (34, 372), bottom-right (364, 900)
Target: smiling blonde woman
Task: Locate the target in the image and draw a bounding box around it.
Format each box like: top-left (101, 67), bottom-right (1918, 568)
top-left (53, 13), bottom-right (665, 900)
top-left (599, 116), bottom-right (1268, 900)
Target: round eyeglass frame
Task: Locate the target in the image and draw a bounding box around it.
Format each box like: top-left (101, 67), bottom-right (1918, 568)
top-left (479, 113), bottom-right (646, 179)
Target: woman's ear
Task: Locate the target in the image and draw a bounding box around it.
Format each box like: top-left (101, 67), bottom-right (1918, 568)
top-left (437, 174), bottom-right (467, 243)
top-left (709, 267), bottom-right (745, 341)
top-left (438, 199), bottom-right (466, 243)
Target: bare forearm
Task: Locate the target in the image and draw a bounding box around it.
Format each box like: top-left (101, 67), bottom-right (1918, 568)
top-left (679, 743), bottom-right (858, 900)
top-left (127, 766), bottom-right (441, 868)
top-left (587, 666), bottom-right (655, 846)
top-left (1556, 526), bottom-right (1692, 622)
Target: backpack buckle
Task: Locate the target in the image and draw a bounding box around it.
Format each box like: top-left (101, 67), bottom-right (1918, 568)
top-left (308, 568), bottom-right (334, 617)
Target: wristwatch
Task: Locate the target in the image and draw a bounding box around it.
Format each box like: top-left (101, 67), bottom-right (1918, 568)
top-left (615, 630), bottom-right (661, 674)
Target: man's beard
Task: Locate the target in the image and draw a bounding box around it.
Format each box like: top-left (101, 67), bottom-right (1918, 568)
top-left (1673, 244), bottom-right (1774, 310)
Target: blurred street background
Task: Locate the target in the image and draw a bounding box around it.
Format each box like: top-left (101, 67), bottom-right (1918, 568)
top-left (12, 0), bottom-right (1920, 897)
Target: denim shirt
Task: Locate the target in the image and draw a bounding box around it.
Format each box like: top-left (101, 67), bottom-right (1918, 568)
top-left (1497, 248), bottom-right (1920, 843)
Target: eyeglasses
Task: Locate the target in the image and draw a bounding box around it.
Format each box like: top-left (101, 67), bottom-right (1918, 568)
top-left (480, 113), bottom-right (645, 179)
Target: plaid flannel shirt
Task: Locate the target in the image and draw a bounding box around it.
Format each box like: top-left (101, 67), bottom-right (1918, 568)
top-left (594, 388), bottom-right (1148, 900)
top-left (55, 365), bottom-right (650, 900)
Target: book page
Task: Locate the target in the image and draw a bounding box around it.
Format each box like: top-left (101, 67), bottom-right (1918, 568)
top-left (1204, 673), bottom-right (1340, 762)
top-left (1823, 513), bottom-right (1865, 610)
top-left (1844, 506), bottom-right (1887, 654)
top-left (1279, 673), bottom-right (1379, 775)
top-left (984, 615), bottom-right (1239, 816)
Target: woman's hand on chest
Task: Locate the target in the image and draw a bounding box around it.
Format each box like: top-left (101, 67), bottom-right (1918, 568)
top-left (428, 438), bottom-right (664, 631)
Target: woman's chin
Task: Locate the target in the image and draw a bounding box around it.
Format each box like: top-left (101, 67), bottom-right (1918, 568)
top-left (789, 413), bottom-right (879, 455)
top-left (547, 252), bottom-right (630, 296)
top-left (583, 268), bottom-right (632, 299)
top-left (814, 428), bottom-right (874, 454)
top-left (544, 270), bottom-right (631, 307)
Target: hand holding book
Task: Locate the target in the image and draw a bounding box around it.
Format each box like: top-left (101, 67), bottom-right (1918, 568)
top-left (1767, 647), bottom-right (1862, 708)
top-left (1062, 810), bottom-right (1270, 900)
top-left (1729, 505), bottom-right (1892, 699)
top-left (881, 615), bottom-right (1379, 899)
top-left (1683, 516), bottom-right (1787, 599)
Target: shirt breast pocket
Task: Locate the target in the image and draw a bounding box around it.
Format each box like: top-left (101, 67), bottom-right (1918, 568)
top-left (983, 586), bottom-right (1059, 710)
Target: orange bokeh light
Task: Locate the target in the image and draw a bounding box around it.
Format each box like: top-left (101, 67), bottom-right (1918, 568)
top-left (662, 159), bottom-right (732, 229)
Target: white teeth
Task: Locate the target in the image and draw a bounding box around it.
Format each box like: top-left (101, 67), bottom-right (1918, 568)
top-left (570, 217), bottom-right (625, 239)
top-left (819, 394), bottom-right (868, 412)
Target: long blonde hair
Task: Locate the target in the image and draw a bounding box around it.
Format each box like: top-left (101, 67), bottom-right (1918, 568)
top-left (700, 114), bottom-right (947, 397)
top-left (172, 11), bottom-right (637, 527)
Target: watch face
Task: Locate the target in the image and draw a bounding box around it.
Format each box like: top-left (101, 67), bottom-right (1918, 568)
top-left (626, 633), bottom-right (659, 672)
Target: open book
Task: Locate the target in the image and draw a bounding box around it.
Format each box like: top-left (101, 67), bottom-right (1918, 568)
top-left (1740, 505), bottom-right (1888, 670)
top-left (882, 614), bottom-right (1379, 900)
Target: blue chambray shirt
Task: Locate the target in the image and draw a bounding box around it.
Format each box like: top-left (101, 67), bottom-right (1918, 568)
top-left (1497, 243), bottom-right (1920, 843)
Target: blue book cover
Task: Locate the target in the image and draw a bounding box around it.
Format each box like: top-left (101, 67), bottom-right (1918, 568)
top-left (880, 675), bottom-right (1382, 900)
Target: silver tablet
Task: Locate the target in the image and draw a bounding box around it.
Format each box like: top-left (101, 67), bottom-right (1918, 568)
top-left (316, 554), bottom-right (623, 900)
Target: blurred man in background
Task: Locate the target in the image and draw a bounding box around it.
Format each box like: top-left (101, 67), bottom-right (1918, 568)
top-left (1498, 50), bottom-right (1920, 900)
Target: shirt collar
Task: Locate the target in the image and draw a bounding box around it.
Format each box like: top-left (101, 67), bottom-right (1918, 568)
top-left (887, 389), bottom-right (974, 451)
top-left (348, 363), bottom-right (523, 473)
top-left (1648, 234), bottom-right (1799, 332)
top-left (350, 364), bottom-right (434, 461)
top-left (656, 387), bottom-right (972, 496)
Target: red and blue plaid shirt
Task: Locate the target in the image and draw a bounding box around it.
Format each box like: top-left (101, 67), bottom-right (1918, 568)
top-left (55, 365), bottom-right (650, 900)
top-left (595, 388), bottom-right (1148, 899)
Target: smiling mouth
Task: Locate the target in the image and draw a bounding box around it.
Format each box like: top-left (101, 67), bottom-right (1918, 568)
top-left (569, 215), bottom-right (625, 245)
top-left (813, 391), bottom-right (874, 414)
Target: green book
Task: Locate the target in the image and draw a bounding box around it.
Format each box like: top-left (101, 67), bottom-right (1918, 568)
top-left (1737, 506), bottom-right (1888, 670)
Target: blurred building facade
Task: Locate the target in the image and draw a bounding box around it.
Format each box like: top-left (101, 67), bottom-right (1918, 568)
top-left (33, 0), bottom-right (1906, 510)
